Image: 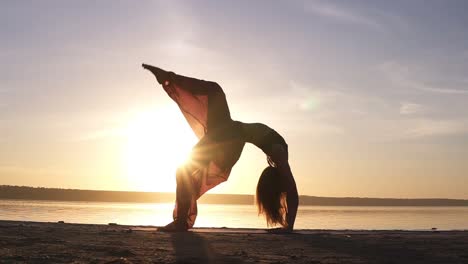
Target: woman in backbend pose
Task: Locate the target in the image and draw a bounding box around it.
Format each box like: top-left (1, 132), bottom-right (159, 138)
top-left (142, 64), bottom-right (299, 232)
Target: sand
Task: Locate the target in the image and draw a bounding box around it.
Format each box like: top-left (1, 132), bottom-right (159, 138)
top-left (0, 220), bottom-right (467, 263)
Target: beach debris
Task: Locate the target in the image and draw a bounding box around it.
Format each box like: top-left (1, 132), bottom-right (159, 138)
top-left (57, 221), bottom-right (65, 224)
top-left (431, 227), bottom-right (437, 231)
top-left (105, 248), bottom-right (136, 259)
top-left (235, 250), bottom-right (248, 257)
top-left (108, 223), bottom-right (118, 226)
top-left (104, 257), bottom-right (132, 264)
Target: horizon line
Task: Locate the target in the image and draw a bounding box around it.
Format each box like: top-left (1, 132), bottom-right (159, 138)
top-left (1, 185), bottom-right (467, 201)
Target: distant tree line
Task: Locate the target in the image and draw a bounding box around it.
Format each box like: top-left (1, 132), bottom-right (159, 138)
top-left (0, 185), bottom-right (252, 204)
top-left (1, 185), bottom-right (467, 206)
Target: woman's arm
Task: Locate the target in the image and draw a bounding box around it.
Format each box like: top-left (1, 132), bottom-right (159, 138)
top-left (285, 169), bottom-right (299, 231)
top-left (270, 144), bottom-right (299, 231)
top-left (266, 165), bottom-right (298, 234)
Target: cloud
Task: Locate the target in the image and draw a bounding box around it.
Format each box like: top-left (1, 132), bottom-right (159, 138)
top-left (287, 78), bottom-right (468, 142)
top-left (400, 102), bottom-right (423, 115)
top-left (0, 165), bottom-right (63, 177)
top-left (288, 80), bottom-right (351, 111)
top-left (75, 127), bottom-right (125, 141)
top-left (235, 79), bottom-right (346, 136)
top-left (403, 119), bottom-right (468, 138)
top-left (379, 61), bottom-right (468, 95)
top-left (303, 2), bottom-right (384, 31)
top-left (368, 117), bottom-right (468, 142)
top-left (463, 50), bottom-right (468, 59)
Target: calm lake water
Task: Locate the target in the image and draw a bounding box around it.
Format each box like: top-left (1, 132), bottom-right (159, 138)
top-left (1, 199), bottom-right (467, 230)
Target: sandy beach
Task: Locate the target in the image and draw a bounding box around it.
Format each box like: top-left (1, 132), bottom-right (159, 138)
top-left (0, 220), bottom-right (467, 263)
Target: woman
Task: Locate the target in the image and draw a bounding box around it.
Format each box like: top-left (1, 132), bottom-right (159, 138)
top-left (142, 64), bottom-right (298, 232)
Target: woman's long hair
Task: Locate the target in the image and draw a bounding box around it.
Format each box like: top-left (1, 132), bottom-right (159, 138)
top-left (256, 166), bottom-right (287, 227)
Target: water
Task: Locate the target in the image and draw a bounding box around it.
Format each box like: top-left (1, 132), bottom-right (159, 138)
top-left (1, 199), bottom-right (467, 230)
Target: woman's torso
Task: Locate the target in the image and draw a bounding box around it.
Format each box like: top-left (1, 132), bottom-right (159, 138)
top-left (239, 122), bottom-right (288, 156)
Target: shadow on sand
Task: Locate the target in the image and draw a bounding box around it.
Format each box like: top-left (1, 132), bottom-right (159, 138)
top-left (170, 232), bottom-right (216, 264)
top-left (170, 231), bottom-right (249, 264)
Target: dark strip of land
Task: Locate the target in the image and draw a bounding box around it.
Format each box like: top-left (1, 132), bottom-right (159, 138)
top-left (1, 185), bottom-right (468, 206)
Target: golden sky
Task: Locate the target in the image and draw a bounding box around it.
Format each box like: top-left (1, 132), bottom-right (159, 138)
top-left (1, 1), bottom-right (468, 198)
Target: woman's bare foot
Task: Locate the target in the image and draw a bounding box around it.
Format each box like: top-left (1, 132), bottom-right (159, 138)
top-left (157, 220), bottom-right (189, 232)
top-left (142, 64), bottom-right (169, 85)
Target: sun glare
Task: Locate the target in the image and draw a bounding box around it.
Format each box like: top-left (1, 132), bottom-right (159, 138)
top-left (124, 107), bottom-right (197, 192)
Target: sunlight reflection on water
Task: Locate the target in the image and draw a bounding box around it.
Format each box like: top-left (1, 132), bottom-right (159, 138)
top-left (1, 200), bottom-right (468, 230)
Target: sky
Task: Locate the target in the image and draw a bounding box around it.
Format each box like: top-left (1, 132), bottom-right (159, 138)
top-left (1, 0), bottom-right (468, 199)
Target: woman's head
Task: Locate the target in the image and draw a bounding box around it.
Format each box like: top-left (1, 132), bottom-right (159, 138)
top-left (256, 166), bottom-right (287, 227)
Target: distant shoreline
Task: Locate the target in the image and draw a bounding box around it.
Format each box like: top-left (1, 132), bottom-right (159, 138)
top-left (1, 185), bottom-right (468, 206)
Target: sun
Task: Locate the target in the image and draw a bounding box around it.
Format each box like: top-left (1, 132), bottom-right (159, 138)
top-left (124, 106), bottom-right (197, 192)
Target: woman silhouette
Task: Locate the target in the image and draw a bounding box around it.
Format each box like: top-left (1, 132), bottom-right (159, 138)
top-left (143, 64), bottom-right (298, 232)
